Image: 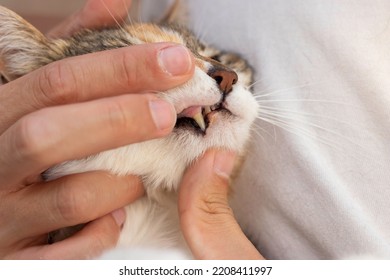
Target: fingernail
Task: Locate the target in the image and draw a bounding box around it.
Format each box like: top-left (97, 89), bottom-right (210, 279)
top-left (213, 150), bottom-right (236, 178)
top-left (158, 45), bottom-right (193, 76)
top-left (149, 99), bottom-right (176, 131)
top-left (111, 208), bottom-right (126, 227)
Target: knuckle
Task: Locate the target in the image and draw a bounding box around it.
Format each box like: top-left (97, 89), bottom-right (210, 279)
top-left (13, 114), bottom-right (50, 163)
top-left (91, 222), bottom-right (118, 252)
top-left (88, 231), bottom-right (117, 257)
top-left (37, 61), bottom-right (78, 105)
top-left (200, 177), bottom-right (233, 217)
top-left (104, 99), bottom-right (131, 133)
top-left (54, 179), bottom-right (92, 224)
top-left (116, 50), bottom-right (139, 89)
top-left (202, 193), bottom-right (232, 216)
top-left (126, 176), bottom-right (144, 197)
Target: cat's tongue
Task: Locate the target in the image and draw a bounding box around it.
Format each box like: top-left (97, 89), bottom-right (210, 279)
top-left (178, 106), bottom-right (206, 131)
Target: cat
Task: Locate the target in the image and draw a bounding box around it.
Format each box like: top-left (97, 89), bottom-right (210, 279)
top-left (0, 4), bottom-right (258, 258)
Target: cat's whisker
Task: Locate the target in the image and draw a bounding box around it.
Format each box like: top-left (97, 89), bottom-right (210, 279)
top-left (257, 105), bottom-right (365, 131)
top-left (255, 98), bottom-right (361, 110)
top-left (256, 114), bottom-right (350, 153)
top-left (257, 115), bottom-right (319, 142)
top-left (252, 81), bottom-right (325, 99)
top-left (99, 0), bottom-right (127, 33)
top-left (246, 78), bottom-right (265, 91)
top-left (112, 0), bottom-right (129, 26)
top-left (197, 25), bottom-right (211, 44)
top-left (125, 0), bottom-right (150, 43)
top-left (121, 0), bottom-right (133, 25)
top-left (257, 110), bottom-right (370, 157)
top-left (259, 110), bottom-right (337, 138)
top-left (249, 125), bottom-right (266, 143)
top-left (193, 6), bottom-right (211, 43)
top-left (134, 0), bottom-right (144, 24)
top-left (250, 122), bottom-right (273, 143)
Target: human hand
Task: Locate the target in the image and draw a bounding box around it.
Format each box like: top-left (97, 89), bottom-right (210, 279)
top-left (0, 0), bottom-right (195, 259)
top-left (178, 150), bottom-right (264, 259)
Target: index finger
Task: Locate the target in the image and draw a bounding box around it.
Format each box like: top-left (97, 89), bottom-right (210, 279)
top-left (0, 43), bottom-right (194, 132)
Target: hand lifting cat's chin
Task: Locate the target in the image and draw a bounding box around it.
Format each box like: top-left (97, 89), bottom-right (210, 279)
top-left (0, 3), bottom-right (258, 255)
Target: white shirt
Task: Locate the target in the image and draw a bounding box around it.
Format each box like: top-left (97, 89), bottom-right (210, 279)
top-left (141, 0), bottom-right (390, 259)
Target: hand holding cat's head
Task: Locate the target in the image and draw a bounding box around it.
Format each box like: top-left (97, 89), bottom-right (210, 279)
top-left (0, 5), bottom-right (258, 191)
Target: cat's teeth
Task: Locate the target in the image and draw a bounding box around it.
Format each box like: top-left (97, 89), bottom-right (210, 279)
top-left (204, 106), bottom-right (212, 115)
top-left (193, 112), bottom-right (206, 132)
top-left (178, 106), bottom-right (206, 131)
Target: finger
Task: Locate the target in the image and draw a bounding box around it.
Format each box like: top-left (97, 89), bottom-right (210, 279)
top-left (43, 211), bottom-right (125, 260)
top-left (48, 0), bottom-right (133, 38)
top-left (7, 211), bottom-right (125, 260)
top-left (2, 171), bottom-right (143, 243)
top-left (0, 43), bottom-right (194, 132)
top-left (179, 149), bottom-right (263, 260)
top-left (0, 94), bottom-right (175, 188)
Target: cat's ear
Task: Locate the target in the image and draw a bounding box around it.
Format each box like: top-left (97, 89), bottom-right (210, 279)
top-left (0, 6), bottom-right (51, 81)
top-left (160, 0), bottom-right (188, 25)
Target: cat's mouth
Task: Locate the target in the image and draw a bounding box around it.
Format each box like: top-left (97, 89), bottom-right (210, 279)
top-left (175, 101), bottom-right (230, 133)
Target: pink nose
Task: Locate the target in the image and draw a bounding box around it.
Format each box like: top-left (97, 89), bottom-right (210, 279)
top-left (209, 67), bottom-right (238, 94)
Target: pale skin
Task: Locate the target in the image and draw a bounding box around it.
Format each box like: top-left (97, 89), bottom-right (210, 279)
top-left (0, 0), bottom-right (263, 260)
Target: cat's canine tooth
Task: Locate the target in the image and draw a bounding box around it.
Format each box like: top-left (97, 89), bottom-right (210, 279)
top-left (204, 106), bottom-right (212, 115)
top-left (193, 112), bottom-right (206, 132)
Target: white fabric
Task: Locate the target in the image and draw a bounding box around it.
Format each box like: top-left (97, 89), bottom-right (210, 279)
top-left (141, 0), bottom-right (390, 259)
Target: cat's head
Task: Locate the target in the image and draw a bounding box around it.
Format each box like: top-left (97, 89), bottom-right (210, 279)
top-left (0, 5), bottom-right (258, 190)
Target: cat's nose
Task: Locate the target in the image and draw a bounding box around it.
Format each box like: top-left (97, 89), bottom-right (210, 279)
top-left (208, 66), bottom-right (238, 94)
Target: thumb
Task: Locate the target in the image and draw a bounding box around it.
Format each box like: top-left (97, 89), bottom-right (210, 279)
top-left (178, 149), bottom-right (263, 260)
